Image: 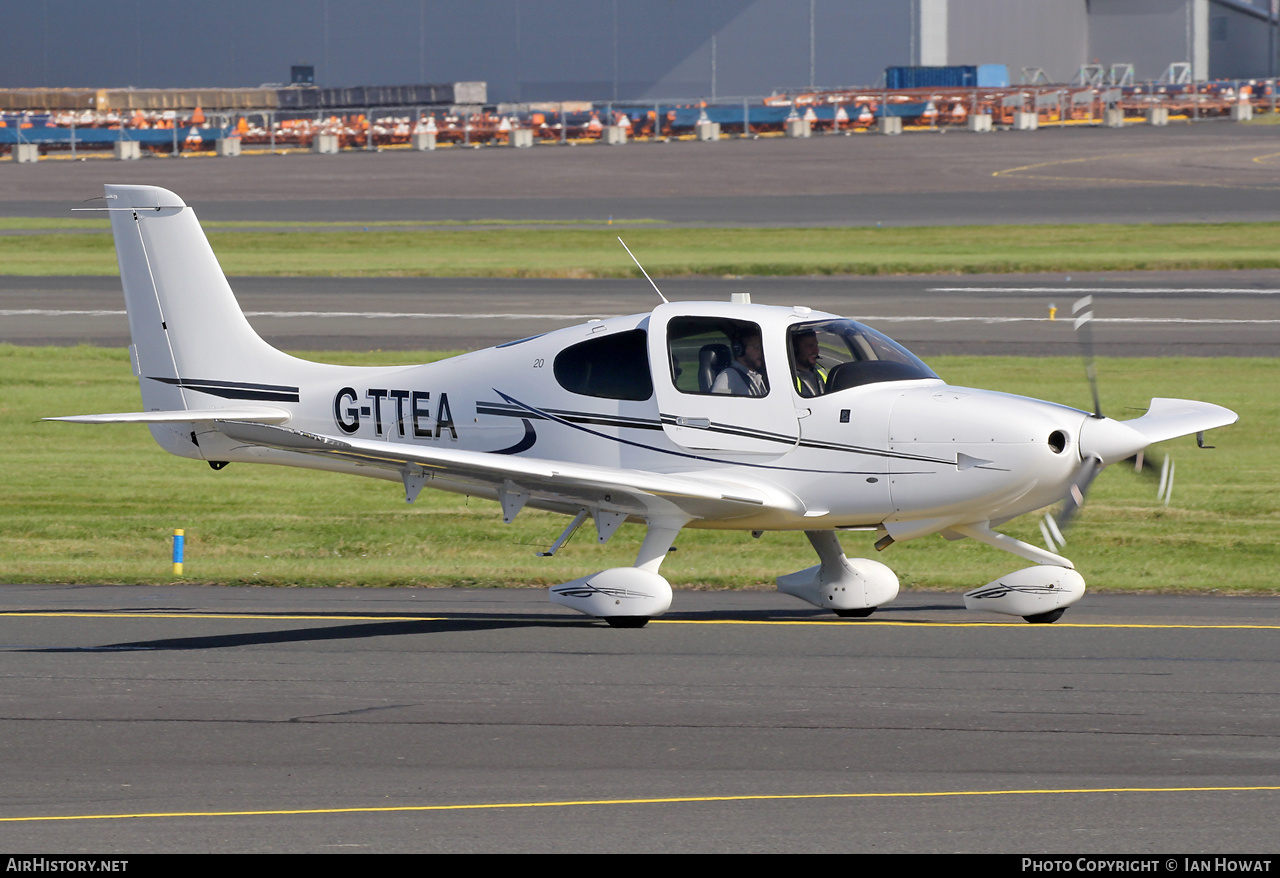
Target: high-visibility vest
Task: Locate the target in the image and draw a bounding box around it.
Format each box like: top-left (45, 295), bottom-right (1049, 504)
top-left (795, 365), bottom-right (828, 396)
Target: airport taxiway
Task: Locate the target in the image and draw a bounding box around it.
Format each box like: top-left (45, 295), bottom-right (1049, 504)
top-left (3, 270), bottom-right (1279, 356)
top-left (5, 122), bottom-right (1280, 227)
top-left (0, 585), bottom-right (1277, 853)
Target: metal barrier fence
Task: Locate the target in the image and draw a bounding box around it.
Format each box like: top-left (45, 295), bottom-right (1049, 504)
top-left (3, 78), bottom-right (1278, 158)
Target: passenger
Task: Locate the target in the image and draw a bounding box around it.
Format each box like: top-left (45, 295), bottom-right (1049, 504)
top-left (712, 332), bottom-right (768, 397)
top-left (791, 330), bottom-right (827, 397)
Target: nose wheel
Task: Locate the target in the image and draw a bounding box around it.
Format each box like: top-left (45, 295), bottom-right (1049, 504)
top-left (834, 608), bottom-right (876, 618)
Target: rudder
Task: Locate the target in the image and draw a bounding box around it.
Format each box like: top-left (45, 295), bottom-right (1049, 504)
top-left (105, 184), bottom-right (304, 414)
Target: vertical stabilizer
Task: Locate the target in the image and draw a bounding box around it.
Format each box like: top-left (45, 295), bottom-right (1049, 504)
top-left (105, 184), bottom-right (303, 414)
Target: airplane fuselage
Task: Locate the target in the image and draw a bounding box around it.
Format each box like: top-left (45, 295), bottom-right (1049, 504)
top-left (167, 310), bottom-right (1089, 535)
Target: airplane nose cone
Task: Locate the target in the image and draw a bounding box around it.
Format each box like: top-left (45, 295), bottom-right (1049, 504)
top-left (1078, 415), bottom-right (1149, 465)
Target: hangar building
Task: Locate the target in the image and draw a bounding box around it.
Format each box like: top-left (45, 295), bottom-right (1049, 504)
top-left (1, 0), bottom-right (1275, 103)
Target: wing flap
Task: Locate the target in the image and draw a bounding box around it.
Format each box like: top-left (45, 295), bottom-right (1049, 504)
top-left (46, 407), bottom-right (291, 425)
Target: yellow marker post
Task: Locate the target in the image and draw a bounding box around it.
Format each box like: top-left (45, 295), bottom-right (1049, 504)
top-left (1048, 303), bottom-right (1057, 321)
top-left (172, 528), bottom-right (184, 576)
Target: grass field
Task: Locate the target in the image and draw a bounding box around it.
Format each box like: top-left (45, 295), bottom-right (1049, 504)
top-left (5, 221), bottom-right (1280, 277)
top-left (2, 345), bottom-right (1273, 594)
top-left (0, 217), bottom-right (663, 231)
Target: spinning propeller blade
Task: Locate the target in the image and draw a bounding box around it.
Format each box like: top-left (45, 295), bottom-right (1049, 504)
top-left (1041, 455), bottom-right (1101, 551)
top-left (1125, 450), bottom-right (1175, 506)
top-left (1158, 456), bottom-right (1175, 505)
top-left (1072, 295), bottom-right (1103, 419)
top-left (1042, 296), bottom-right (1109, 551)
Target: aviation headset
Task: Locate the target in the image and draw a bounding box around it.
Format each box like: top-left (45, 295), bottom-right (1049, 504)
top-left (730, 328), bottom-right (759, 358)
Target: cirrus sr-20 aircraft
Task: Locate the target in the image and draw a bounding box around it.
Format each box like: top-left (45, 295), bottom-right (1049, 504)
top-left (50, 185), bottom-right (1238, 627)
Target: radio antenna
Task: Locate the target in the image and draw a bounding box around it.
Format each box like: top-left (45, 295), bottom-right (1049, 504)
top-left (617, 237), bottom-right (668, 304)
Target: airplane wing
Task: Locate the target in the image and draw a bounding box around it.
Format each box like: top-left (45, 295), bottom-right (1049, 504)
top-left (1121, 398), bottom-right (1239, 445)
top-left (216, 421), bottom-right (801, 523)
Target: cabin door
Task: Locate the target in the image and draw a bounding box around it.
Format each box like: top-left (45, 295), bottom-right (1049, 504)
top-left (647, 303), bottom-right (800, 455)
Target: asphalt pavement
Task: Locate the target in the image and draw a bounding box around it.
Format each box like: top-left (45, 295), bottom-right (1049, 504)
top-left (4, 271), bottom-right (1277, 356)
top-left (1, 585), bottom-right (1277, 853)
top-left (3, 121), bottom-right (1280, 226)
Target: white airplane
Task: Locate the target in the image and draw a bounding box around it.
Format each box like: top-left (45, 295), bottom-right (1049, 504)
top-left (51, 184), bottom-right (1238, 627)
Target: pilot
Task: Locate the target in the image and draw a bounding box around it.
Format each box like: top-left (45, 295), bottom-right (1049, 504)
top-left (712, 331), bottom-right (768, 396)
top-left (791, 329), bottom-right (827, 397)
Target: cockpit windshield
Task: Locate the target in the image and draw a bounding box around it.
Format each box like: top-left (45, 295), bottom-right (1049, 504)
top-left (788, 319), bottom-right (937, 397)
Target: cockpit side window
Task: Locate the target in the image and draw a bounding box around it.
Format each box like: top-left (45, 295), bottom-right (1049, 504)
top-left (553, 329), bottom-right (653, 401)
top-left (789, 325), bottom-right (840, 398)
top-left (666, 316), bottom-right (769, 397)
top-left (789, 319), bottom-right (937, 394)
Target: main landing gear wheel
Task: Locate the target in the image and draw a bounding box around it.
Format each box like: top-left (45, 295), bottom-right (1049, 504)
top-left (605, 616), bottom-right (650, 629)
top-left (1023, 608), bottom-right (1066, 624)
top-left (834, 608), bottom-right (876, 618)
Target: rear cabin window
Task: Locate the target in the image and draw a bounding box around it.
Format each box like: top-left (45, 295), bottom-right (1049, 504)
top-left (666, 316), bottom-right (769, 396)
top-left (553, 329), bottom-right (653, 401)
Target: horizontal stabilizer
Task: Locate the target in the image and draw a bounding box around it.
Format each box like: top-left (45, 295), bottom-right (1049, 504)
top-left (45, 407), bottom-right (291, 425)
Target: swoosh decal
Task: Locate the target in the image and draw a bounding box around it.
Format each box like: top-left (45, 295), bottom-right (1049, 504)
top-left (482, 393), bottom-right (946, 472)
top-left (491, 388), bottom-right (917, 476)
top-left (149, 376), bottom-right (300, 403)
top-left (492, 418), bottom-right (537, 455)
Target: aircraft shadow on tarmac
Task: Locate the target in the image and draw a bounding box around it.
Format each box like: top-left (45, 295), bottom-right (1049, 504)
top-left (660, 604), bottom-right (960, 621)
top-left (25, 615), bottom-right (565, 653)
top-left (21, 603), bottom-right (968, 653)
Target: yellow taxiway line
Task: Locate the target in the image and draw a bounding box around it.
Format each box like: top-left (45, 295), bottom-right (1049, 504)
top-left (992, 147), bottom-right (1280, 189)
top-left (1, 611), bottom-right (1278, 629)
top-left (3, 785), bottom-right (1278, 823)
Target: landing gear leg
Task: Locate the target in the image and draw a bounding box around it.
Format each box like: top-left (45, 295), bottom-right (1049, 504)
top-left (548, 516), bottom-right (686, 627)
top-left (949, 522), bottom-right (1085, 622)
top-left (776, 530), bottom-right (899, 616)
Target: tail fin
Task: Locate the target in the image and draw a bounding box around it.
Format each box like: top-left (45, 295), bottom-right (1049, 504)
top-left (105, 184), bottom-right (304, 413)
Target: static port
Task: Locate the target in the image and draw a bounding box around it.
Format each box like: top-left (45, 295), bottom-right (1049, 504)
top-left (1048, 430), bottom-right (1067, 453)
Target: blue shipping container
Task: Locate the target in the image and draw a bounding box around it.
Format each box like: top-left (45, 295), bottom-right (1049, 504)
top-left (885, 66), bottom-right (977, 89)
top-left (977, 64), bottom-right (1010, 87)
